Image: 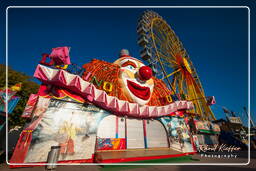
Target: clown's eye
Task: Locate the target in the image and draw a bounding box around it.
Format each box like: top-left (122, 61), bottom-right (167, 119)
top-left (126, 65), bottom-right (135, 70)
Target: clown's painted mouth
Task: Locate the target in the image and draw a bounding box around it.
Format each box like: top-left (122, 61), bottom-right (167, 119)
top-left (127, 80), bottom-right (150, 100)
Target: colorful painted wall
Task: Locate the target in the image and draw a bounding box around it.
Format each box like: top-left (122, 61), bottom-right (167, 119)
top-left (11, 97), bottom-right (111, 163)
top-left (160, 116), bottom-right (194, 153)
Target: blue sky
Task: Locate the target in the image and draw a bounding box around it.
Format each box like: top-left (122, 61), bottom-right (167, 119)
top-left (2, 6), bottom-right (255, 126)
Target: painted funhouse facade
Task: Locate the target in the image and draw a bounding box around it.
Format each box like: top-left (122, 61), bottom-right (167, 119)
top-left (10, 47), bottom-right (199, 164)
top-left (10, 11), bottom-right (221, 165)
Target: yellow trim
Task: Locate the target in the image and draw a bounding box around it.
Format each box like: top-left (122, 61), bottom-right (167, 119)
top-left (162, 68), bottom-right (181, 79)
top-left (183, 57), bottom-right (192, 74)
top-left (55, 64), bottom-right (68, 69)
top-left (60, 89), bottom-right (85, 103)
top-left (39, 90), bottom-right (84, 103)
top-left (39, 94), bottom-right (51, 98)
top-left (23, 130), bottom-right (33, 133)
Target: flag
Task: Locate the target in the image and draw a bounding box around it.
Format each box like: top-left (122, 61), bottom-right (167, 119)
top-left (206, 96), bottom-right (216, 105)
top-left (222, 107), bottom-right (230, 113)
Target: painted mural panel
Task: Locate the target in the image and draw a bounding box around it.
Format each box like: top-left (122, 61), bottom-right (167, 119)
top-left (160, 116), bottom-right (194, 153)
top-left (194, 120), bottom-right (221, 134)
top-left (96, 115), bottom-right (126, 151)
top-left (21, 94), bottom-right (38, 118)
top-left (24, 98), bottom-right (110, 163)
top-left (96, 138), bottom-right (126, 150)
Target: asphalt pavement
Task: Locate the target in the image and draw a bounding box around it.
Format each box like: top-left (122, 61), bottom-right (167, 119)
top-left (0, 151), bottom-right (255, 171)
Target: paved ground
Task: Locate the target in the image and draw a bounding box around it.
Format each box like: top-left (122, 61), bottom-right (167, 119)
top-left (0, 151), bottom-right (255, 171)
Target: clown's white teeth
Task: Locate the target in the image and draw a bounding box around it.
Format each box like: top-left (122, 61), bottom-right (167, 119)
top-left (106, 96), bottom-right (118, 109)
top-left (128, 79), bottom-right (148, 88)
top-left (180, 101), bottom-right (187, 110)
top-left (63, 71), bottom-right (75, 85)
top-left (139, 106), bottom-right (149, 117)
top-left (187, 101), bottom-right (194, 110)
top-left (148, 106), bottom-right (158, 117)
top-left (69, 76), bottom-right (81, 91)
top-left (129, 103), bottom-right (140, 115)
top-left (175, 101), bottom-right (182, 109)
top-left (166, 103), bottom-right (177, 114)
top-left (94, 89), bottom-right (106, 104)
top-left (80, 80), bottom-right (91, 92)
top-left (38, 65), bottom-right (58, 79)
top-left (117, 100), bottom-right (129, 113)
top-left (156, 106), bottom-right (167, 117)
top-left (51, 69), bottom-right (64, 84)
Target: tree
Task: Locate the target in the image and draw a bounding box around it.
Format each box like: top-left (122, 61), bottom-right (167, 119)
top-left (0, 64), bottom-right (40, 128)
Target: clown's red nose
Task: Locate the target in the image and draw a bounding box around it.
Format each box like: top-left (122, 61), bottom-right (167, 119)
top-left (139, 66), bottom-right (153, 81)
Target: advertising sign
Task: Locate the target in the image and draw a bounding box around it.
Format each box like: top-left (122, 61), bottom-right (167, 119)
top-left (228, 117), bottom-right (242, 124)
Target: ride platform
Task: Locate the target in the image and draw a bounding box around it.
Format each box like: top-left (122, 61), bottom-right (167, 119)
top-left (94, 148), bottom-right (196, 163)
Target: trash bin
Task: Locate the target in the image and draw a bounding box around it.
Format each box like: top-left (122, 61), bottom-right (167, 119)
top-left (46, 146), bottom-right (60, 170)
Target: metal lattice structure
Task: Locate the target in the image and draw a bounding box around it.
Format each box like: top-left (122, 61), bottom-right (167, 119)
top-left (137, 10), bottom-right (216, 120)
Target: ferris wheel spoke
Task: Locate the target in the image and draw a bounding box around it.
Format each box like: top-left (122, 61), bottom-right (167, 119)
top-left (152, 33), bottom-right (169, 50)
top-left (152, 28), bottom-right (165, 42)
top-left (178, 73), bottom-right (185, 95)
top-left (152, 37), bottom-right (177, 66)
top-left (159, 24), bottom-right (177, 44)
top-left (165, 41), bottom-right (179, 55)
top-left (171, 75), bottom-right (177, 93)
top-left (157, 51), bottom-right (177, 65)
top-left (162, 68), bottom-right (181, 80)
top-left (165, 33), bottom-right (179, 46)
top-left (157, 41), bottom-right (178, 61)
top-left (165, 45), bottom-right (179, 58)
top-left (164, 37), bottom-right (180, 55)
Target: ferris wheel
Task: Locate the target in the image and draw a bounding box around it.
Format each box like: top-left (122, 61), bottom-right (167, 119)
top-left (137, 10), bottom-right (216, 121)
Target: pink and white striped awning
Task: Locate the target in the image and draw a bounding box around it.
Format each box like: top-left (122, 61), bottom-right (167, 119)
top-left (34, 64), bottom-right (193, 118)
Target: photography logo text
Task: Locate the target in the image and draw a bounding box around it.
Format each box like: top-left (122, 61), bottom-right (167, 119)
top-left (199, 144), bottom-right (241, 159)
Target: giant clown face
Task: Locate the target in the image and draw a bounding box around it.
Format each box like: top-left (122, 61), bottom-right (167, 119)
top-left (114, 57), bottom-right (154, 106)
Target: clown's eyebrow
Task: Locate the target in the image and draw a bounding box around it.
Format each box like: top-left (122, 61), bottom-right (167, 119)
top-left (121, 60), bottom-right (137, 68)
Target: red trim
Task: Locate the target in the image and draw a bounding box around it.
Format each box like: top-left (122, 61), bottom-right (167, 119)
top-left (143, 120), bottom-right (147, 137)
top-left (143, 120), bottom-right (147, 148)
top-left (9, 155), bottom-right (94, 168)
top-left (119, 55), bottom-right (132, 58)
top-left (9, 132), bottom-right (33, 164)
top-left (118, 57), bottom-right (143, 64)
top-left (125, 117), bottom-right (127, 149)
top-left (121, 61), bottom-right (137, 68)
top-left (116, 116), bottom-right (118, 138)
top-left (98, 152), bottom-right (196, 163)
top-left (190, 135), bottom-right (197, 152)
top-left (9, 151), bottom-right (197, 168)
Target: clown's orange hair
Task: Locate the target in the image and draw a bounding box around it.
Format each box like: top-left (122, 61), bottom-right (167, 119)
top-left (82, 59), bottom-right (172, 106)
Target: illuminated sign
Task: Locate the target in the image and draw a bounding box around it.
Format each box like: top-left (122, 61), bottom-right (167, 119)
top-left (90, 76), bottom-right (113, 93)
top-left (228, 117), bottom-right (242, 124)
